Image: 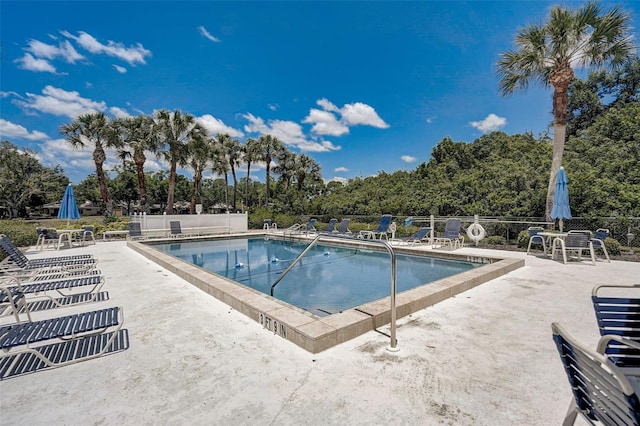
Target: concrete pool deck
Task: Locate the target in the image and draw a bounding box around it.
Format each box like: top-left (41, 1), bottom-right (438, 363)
top-left (1, 240), bottom-right (638, 425)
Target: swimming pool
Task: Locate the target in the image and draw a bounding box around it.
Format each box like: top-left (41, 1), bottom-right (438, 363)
top-left (151, 237), bottom-right (480, 316)
top-left (129, 234), bottom-right (524, 352)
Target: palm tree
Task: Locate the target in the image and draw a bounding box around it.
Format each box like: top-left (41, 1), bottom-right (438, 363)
top-left (257, 135), bottom-right (283, 206)
top-left (294, 154), bottom-right (322, 192)
top-left (274, 150), bottom-right (296, 190)
top-left (210, 140), bottom-right (230, 207)
top-left (497, 1), bottom-right (635, 221)
top-left (187, 134), bottom-right (212, 214)
top-left (114, 115), bottom-right (159, 213)
top-left (154, 109), bottom-right (206, 214)
top-left (60, 112), bottom-right (120, 216)
top-left (242, 138), bottom-right (260, 208)
top-left (218, 134), bottom-right (242, 211)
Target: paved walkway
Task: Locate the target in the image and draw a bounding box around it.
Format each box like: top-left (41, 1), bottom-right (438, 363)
top-left (1, 241), bottom-right (638, 425)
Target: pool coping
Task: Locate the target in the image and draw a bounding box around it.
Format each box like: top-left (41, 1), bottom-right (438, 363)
top-left (128, 234), bottom-right (524, 353)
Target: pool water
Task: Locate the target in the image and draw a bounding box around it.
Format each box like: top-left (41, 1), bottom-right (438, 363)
top-left (152, 237), bottom-right (480, 316)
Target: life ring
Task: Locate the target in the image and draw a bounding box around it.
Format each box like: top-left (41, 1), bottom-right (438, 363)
top-left (466, 223), bottom-right (486, 242)
top-left (389, 222), bottom-right (397, 232)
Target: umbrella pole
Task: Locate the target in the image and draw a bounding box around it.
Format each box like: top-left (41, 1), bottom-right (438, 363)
top-left (559, 219), bottom-right (563, 232)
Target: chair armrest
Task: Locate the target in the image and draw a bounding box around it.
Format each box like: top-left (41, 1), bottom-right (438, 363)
top-left (596, 334), bottom-right (640, 355)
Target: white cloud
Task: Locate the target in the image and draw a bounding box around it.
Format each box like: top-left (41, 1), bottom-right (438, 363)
top-left (268, 104), bottom-right (278, 111)
top-left (197, 26), bottom-right (221, 43)
top-left (14, 85), bottom-right (107, 118)
top-left (470, 113), bottom-right (507, 133)
top-left (0, 119), bottom-right (49, 141)
top-left (334, 166), bottom-right (349, 173)
top-left (426, 116), bottom-right (436, 124)
top-left (113, 64), bottom-right (127, 73)
top-left (317, 98), bottom-right (339, 113)
top-left (25, 39), bottom-right (84, 63)
top-left (303, 108), bottom-right (349, 136)
top-left (243, 113), bottom-right (341, 153)
top-left (304, 98), bottom-right (389, 136)
top-left (61, 31), bottom-right (151, 65)
top-left (401, 155), bottom-right (417, 163)
top-left (109, 106), bottom-right (130, 118)
top-left (197, 114), bottom-right (244, 138)
top-left (15, 53), bottom-right (57, 73)
top-left (340, 102), bottom-right (389, 128)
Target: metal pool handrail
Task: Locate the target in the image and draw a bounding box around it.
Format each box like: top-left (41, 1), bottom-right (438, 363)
top-left (269, 234), bottom-right (399, 351)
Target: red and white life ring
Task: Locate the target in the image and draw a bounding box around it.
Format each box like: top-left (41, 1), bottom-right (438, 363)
top-left (466, 223), bottom-right (486, 242)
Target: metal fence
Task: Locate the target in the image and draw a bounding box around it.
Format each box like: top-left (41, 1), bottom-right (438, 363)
top-left (335, 215), bottom-right (640, 247)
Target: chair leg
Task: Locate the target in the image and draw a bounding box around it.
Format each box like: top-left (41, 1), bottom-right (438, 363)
top-left (562, 400), bottom-right (579, 426)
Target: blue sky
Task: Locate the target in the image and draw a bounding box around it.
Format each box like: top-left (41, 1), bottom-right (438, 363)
top-left (2, 1), bottom-right (639, 185)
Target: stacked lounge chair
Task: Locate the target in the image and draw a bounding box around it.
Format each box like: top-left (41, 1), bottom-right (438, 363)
top-left (0, 235), bottom-right (128, 380)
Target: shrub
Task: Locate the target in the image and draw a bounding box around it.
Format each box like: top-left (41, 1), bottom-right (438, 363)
top-left (516, 230), bottom-right (530, 248)
top-left (483, 235), bottom-right (507, 245)
top-left (604, 237), bottom-right (622, 256)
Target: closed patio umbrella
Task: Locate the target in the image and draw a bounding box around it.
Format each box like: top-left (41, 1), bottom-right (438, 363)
top-left (550, 167), bottom-right (572, 232)
top-left (57, 184), bottom-right (81, 226)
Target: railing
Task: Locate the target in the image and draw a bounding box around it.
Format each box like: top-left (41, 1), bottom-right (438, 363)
top-left (269, 233), bottom-right (399, 351)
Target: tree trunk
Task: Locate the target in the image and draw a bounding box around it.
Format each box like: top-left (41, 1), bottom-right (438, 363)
top-left (93, 145), bottom-right (113, 216)
top-left (545, 74), bottom-right (571, 222)
top-left (265, 159), bottom-right (271, 206)
top-left (245, 162), bottom-right (252, 208)
top-left (190, 169), bottom-right (202, 214)
top-left (134, 157), bottom-right (149, 214)
top-left (167, 161), bottom-right (177, 214)
top-left (231, 166), bottom-right (237, 211)
top-left (545, 122), bottom-right (567, 221)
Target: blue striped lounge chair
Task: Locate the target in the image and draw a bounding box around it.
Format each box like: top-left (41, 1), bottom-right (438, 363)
top-left (358, 214), bottom-right (392, 240)
top-left (432, 219), bottom-right (464, 250)
top-left (391, 227), bottom-right (431, 246)
top-left (0, 306), bottom-right (126, 378)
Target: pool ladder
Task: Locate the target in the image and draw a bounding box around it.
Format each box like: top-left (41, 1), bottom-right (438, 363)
top-left (270, 234), bottom-right (399, 351)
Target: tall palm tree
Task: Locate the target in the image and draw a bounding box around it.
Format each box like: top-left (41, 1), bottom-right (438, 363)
top-left (497, 1), bottom-right (635, 220)
top-left (242, 137), bottom-right (260, 208)
top-left (187, 134), bottom-right (212, 214)
top-left (218, 134), bottom-right (242, 211)
top-left (154, 109), bottom-right (206, 214)
top-left (114, 115), bottom-right (159, 214)
top-left (60, 112), bottom-right (120, 216)
top-left (257, 135), bottom-right (283, 206)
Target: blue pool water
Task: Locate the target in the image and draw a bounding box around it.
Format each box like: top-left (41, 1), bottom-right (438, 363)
top-left (151, 237), bottom-right (480, 316)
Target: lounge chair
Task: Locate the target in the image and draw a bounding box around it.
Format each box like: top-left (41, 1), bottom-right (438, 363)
top-left (127, 222), bottom-right (146, 240)
top-left (284, 218), bottom-right (317, 236)
top-left (319, 219), bottom-right (338, 234)
top-left (390, 227), bottom-right (431, 246)
top-left (1, 274), bottom-right (106, 321)
top-left (0, 306), bottom-right (126, 377)
top-left (551, 322), bottom-right (640, 425)
top-left (591, 228), bottom-right (611, 263)
top-left (551, 231), bottom-right (596, 265)
top-left (170, 221), bottom-right (194, 238)
top-left (432, 219), bottom-right (464, 250)
top-left (335, 219), bottom-right (352, 235)
top-left (526, 226), bottom-right (547, 255)
top-left (0, 235), bottom-right (96, 274)
top-left (592, 284), bottom-right (640, 368)
top-left (358, 214), bottom-right (392, 240)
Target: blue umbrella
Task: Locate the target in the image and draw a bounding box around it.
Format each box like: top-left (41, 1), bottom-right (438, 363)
top-left (57, 184), bottom-right (80, 226)
top-left (550, 167), bottom-right (572, 232)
